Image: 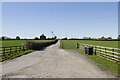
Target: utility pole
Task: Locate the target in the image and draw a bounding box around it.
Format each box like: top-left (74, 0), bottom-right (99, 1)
top-left (51, 31), bottom-right (54, 38)
top-left (66, 34), bottom-right (67, 38)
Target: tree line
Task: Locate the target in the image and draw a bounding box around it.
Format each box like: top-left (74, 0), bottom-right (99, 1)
top-left (1, 36), bottom-right (57, 40)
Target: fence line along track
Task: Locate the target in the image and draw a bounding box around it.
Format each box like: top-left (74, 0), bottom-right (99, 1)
top-left (0, 45), bottom-right (27, 61)
top-left (0, 40), bottom-right (58, 61)
top-left (76, 43), bottom-right (120, 63)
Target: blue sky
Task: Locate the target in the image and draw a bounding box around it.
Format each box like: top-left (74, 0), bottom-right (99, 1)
top-left (2, 2), bottom-right (118, 39)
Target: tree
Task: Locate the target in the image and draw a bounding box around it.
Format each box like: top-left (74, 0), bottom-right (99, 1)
top-left (54, 36), bottom-right (57, 39)
top-left (40, 34), bottom-right (46, 40)
top-left (62, 37), bottom-right (67, 40)
top-left (107, 37), bottom-right (112, 40)
top-left (34, 37), bottom-right (39, 40)
top-left (16, 36), bottom-right (20, 40)
top-left (2, 36), bottom-right (5, 40)
top-left (52, 36), bottom-right (57, 40)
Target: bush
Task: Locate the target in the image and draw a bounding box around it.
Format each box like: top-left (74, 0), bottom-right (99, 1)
top-left (26, 40), bottom-right (58, 50)
top-left (16, 36), bottom-right (20, 40)
top-left (34, 37), bottom-right (39, 40)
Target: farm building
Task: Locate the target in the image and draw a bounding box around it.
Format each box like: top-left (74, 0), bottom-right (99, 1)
top-left (98, 36), bottom-right (107, 40)
top-left (40, 34), bottom-right (46, 40)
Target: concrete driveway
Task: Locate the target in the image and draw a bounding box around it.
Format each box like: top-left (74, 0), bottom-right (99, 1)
top-left (1, 41), bottom-right (115, 78)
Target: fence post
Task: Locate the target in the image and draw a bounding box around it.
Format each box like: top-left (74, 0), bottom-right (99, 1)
top-left (99, 47), bottom-right (101, 56)
top-left (105, 48), bottom-right (107, 58)
top-left (79, 44), bottom-right (80, 49)
top-left (20, 46), bottom-right (21, 50)
top-left (112, 49), bottom-right (114, 61)
top-left (10, 47), bottom-right (11, 54)
top-left (118, 50), bottom-right (120, 63)
top-left (76, 43), bottom-right (79, 48)
top-left (95, 46), bottom-right (96, 55)
top-left (23, 46), bottom-right (25, 51)
top-left (10, 47), bottom-right (13, 57)
top-left (19, 46), bottom-right (21, 52)
top-left (61, 42), bottom-right (63, 48)
top-left (15, 46), bottom-right (17, 52)
top-left (3, 47), bottom-right (5, 58)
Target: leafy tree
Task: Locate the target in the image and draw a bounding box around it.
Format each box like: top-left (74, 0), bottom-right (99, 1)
top-left (62, 37), bottom-right (67, 40)
top-left (16, 36), bottom-right (20, 40)
top-left (107, 37), bottom-right (112, 40)
top-left (52, 36), bottom-right (57, 40)
top-left (2, 36), bottom-right (5, 40)
top-left (34, 37), bottom-right (39, 40)
top-left (54, 36), bottom-right (57, 39)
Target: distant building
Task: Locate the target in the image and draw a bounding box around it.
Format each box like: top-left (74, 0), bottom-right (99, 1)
top-left (98, 36), bottom-right (107, 40)
top-left (40, 34), bottom-right (46, 40)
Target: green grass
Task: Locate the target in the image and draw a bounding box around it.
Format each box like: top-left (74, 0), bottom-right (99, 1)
top-left (0, 40), bottom-right (52, 62)
top-left (75, 49), bottom-right (118, 77)
top-left (61, 40), bottom-right (119, 48)
top-left (1, 40), bottom-right (52, 47)
top-left (60, 40), bottom-right (119, 77)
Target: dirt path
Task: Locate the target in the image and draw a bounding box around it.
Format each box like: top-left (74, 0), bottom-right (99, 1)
top-left (1, 41), bottom-right (115, 78)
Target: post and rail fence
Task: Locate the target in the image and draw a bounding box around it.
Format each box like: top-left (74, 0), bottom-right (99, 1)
top-left (0, 40), bottom-right (58, 61)
top-left (60, 42), bottom-right (63, 48)
top-left (77, 43), bottom-right (120, 63)
top-left (0, 45), bottom-right (27, 61)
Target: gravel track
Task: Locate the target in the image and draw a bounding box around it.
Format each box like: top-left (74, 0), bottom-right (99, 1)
top-left (1, 41), bottom-right (115, 78)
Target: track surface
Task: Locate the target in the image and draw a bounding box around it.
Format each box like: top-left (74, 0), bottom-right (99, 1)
top-left (1, 41), bottom-right (114, 78)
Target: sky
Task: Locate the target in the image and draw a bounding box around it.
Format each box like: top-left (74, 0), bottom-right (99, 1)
top-left (1, 0), bottom-right (120, 2)
top-left (2, 2), bottom-right (118, 39)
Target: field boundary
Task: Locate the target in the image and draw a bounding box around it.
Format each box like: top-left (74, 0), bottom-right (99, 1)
top-left (77, 43), bottom-right (120, 63)
top-left (26, 40), bottom-right (58, 50)
top-left (0, 45), bottom-right (28, 61)
top-left (1, 40), bottom-right (58, 62)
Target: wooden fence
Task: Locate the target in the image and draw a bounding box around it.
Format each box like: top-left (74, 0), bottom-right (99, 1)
top-left (60, 42), bottom-right (63, 48)
top-left (77, 43), bottom-right (120, 63)
top-left (0, 46), bottom-right (27, 61)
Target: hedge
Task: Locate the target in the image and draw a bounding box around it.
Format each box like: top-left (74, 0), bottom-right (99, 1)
top-left (26, 40), bottom-right (58, 50)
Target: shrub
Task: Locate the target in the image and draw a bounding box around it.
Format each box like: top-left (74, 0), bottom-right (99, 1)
top-left (26, 40), bottom-right (58, 50)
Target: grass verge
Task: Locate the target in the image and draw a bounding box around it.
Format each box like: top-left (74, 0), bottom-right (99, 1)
top-left (60, 40), bottom-right (119, 77)
top-left (74, 49), bottom-right (118, 77)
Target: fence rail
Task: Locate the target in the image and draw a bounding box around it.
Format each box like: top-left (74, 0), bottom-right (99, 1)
top-left (0, 45), bottom-right (27, 61)
top-left (77, 43), bottom-right (120, 63)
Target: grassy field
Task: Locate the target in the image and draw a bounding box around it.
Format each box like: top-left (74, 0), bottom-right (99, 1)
top-left (60, 40), bottom-right (119, 77)
top-left (0, 40), bottom-right (53, 62)
top-left (1, 40), bottom-right (52, 47)
top-left (61, 40), bottom-right (119, 48)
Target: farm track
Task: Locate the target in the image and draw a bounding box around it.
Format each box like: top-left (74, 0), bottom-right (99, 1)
top-left (1, 41), bottom-right (115, 78)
